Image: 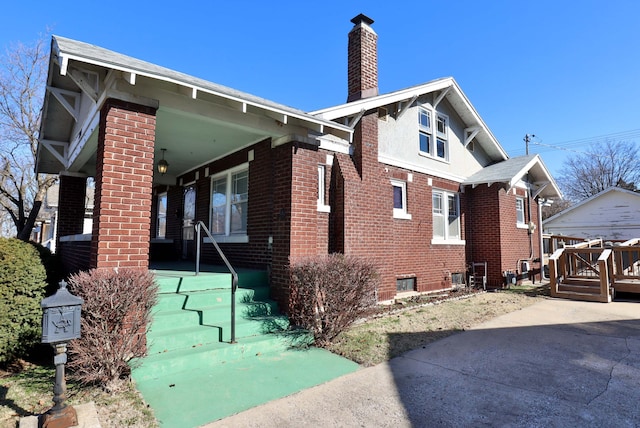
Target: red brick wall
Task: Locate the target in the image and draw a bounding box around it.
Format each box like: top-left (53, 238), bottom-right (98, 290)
top-left (466, 184), bottom-right (541, 287)
top-left (331, 113), bottom-right (396, 301)
top-left (386, 168), bottom-right (467, 293)
top-left (58, 240), bottom-right (91, 276)
top-left (92, 99), bottom-right (156, 270)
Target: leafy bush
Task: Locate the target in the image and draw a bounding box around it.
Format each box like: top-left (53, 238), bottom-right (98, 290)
top-left (289, 254), bottom-right (379, 347)
top-left (29, 242), bottom-right (64, 296)
top-left (0, 238), bottom-right (47, 365)
top-left (67, 268), bottom-right (158, 389)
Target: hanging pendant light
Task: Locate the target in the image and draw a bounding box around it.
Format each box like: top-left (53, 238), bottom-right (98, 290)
top-left (157, 148), bottom-right (169, 174)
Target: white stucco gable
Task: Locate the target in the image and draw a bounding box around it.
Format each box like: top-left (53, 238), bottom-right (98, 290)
top-left (543, 187), bottom-right (640, 241)
top-left (311, 77), bottom-right (509, 182)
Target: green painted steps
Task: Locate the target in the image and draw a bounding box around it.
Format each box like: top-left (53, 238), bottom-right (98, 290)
top-left (133, 266), bottom-right (359, 427)
top-left (137, 269), bottom-right (306, 375)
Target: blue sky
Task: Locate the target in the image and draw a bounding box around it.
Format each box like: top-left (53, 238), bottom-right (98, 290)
top-left (3, 1), bottom-right (639, 178)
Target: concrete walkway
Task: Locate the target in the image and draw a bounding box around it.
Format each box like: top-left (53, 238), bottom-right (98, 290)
top-left (205, 298), bottom-right (640, 427)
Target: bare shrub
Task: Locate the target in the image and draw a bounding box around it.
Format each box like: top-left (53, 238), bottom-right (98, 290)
top-left (289, 254), bottom-right (379, 347)
top-left (66, 268), bottom-right (158, 389)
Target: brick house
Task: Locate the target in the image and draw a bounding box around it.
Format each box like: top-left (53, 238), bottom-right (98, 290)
top-left (36, 14), bottom-right (560, 309)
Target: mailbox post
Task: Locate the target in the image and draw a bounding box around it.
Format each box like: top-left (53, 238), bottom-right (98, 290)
top-left (40, 280), bottom-right (83, 428)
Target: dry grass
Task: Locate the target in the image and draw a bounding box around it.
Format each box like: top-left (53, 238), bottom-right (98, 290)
top-left (0, 283), bottom-right (548, 427)
top-left (328, 284), bottom-right (549, 366)
top-left (0, 359), bottom-right (157, 428)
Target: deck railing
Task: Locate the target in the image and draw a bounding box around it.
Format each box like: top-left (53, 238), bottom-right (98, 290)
top-left (548, 238), bottom-right (640, 302)
top-left (194, 221), bottom-right (239, 344)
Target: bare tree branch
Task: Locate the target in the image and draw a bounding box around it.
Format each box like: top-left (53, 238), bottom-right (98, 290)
top-left (557, 140), bottom-right (640, 202)
top-left (0, 35), bottom-right (56, 240)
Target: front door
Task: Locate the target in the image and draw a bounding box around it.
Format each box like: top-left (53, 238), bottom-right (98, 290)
top-left (182, 185), bottom-right (196, 259)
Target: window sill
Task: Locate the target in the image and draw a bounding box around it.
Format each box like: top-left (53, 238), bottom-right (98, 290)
top-left (317, 203), bottom-right (331, 213)
top-left (418, 151), bottom-right (449, 164)
top-left (204, 235), bottom-right (249, 244)
top-left (431, 238), bottom-right (466, 246)
top-left (150, 238), bottom-right (173, 244)
top-left (393, 211), bottom-right (412, 220)
top-left (516, 223), bottom-right (529, 230)
top-left (59, 234), bottom-right (91, 242)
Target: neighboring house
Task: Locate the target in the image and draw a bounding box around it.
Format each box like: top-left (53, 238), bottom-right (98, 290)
top-left (31, 182), bottom-right (95, 252)
top-left (543, 186), bottom-right (640, 242)
top-left (35, 14), bottom-right (560, 308)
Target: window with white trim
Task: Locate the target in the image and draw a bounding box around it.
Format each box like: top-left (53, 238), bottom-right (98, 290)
top-left (156, 192), bottom-right (167, 238)
top-left (419, 107), bottom-right (448, 161)
top-left (516, 197), bottom-right (526, 226)
top-left (392, 179), bottom-right (411, 219)
top-left (317, 164), bottom-right (330, 212)
top-left (432, 190), bottom-right (461, 242)
top-left (418, 108), bottom-right (432, 154)
top-left (210, 166), bottom-right (248, 237)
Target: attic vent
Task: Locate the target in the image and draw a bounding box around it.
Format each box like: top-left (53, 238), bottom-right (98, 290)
top-left (378, 107), bottom-right (388, 120)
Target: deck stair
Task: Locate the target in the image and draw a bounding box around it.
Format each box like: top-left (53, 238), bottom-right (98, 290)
top-left (131, 265), bottom-right (359, 427)
top-left (549, 238), bottom-right (640, 303)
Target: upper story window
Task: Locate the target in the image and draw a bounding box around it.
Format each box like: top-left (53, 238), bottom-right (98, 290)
top-left (210, 165), bottom-right (248, 240)
top-left (516, 197), bottom-right (526, 226)
top-left (391, 179), bottom-right (411, 220)
top-left (432, 189), bottom-right (463, 244)
top-left (418, 107), bottom-right (449, 161)
top-left (156, 192), bottom-right (167, 238)
top-left (418, 108), bottom-right (432, 154)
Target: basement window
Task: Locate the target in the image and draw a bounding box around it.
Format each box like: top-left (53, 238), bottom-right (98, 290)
top-left (397, 277), bottom-right (416, 292)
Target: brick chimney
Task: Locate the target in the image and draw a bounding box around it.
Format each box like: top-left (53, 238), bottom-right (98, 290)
top-left (347, 14), bottom-right (378, 103)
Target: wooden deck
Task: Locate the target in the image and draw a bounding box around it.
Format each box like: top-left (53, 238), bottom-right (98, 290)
top-left (548, 238), bottom-right (640, 303)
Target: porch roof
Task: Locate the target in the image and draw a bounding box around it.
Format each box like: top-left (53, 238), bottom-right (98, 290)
top-left (463, 154), bottom-right (562, 200)
top-left (36, 36), bottom-right (353, 181)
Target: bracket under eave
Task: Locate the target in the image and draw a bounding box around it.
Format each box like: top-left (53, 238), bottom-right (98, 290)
top-left (464, 126), bottom-right (481, 147)
top-left (396, 94), bottom-right (418, 120)
top-left (47, 86), bottom-right (81, 122)
top-left (531, 182), bottom-right (549, 199)
top-left (40, 139), bottom-right (69, 168)
top-left (433, 86), bottom-right (451, 109)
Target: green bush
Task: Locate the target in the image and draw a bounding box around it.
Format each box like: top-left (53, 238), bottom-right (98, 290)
top-left (0, 238), bottom-right (47, 365)
top-left (289, 254), bottom-right (379, 347)
top-left (67, 268), bottom-right (158, 389)
top-left (29, 242), bottom-right (64, 296)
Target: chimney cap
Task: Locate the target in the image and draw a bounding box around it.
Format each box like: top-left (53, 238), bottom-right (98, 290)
top-left (351, 14), bottom-right (374, 26)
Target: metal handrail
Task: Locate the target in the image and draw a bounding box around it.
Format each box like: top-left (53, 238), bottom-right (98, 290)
top-left (194, 221), bottom-right (239, 344)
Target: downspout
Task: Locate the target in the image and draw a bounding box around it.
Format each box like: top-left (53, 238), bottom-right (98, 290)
top-left (537, 197), bottom-right (547, 281)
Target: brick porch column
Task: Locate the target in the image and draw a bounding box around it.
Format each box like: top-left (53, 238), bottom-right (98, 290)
top-left (91, 98), bottom-right (158, 270)
top-left (56, 173), bottom-right (88, 244)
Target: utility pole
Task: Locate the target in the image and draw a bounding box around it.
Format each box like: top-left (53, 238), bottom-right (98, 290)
top-left (523, 133), bottom-right (536, 155)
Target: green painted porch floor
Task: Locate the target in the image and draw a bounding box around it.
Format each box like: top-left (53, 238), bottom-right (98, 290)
top-left (134, 346), bottom-right (359, 428)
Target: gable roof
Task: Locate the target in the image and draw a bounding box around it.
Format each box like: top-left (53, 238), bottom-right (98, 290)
top-left (543, 186), bottom-right (640, 224)
top-left (37, 36), bottom-right (353, 175)
top-left (51, 36), bottom-right (350, 130)
top-left (463, 154), bottom-right (562, 199)
top-left (311, 77), bottom-right (508, 162)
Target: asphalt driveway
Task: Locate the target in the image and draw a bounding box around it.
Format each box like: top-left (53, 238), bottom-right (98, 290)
top-left (205, 297), bottom-right (640, 427)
